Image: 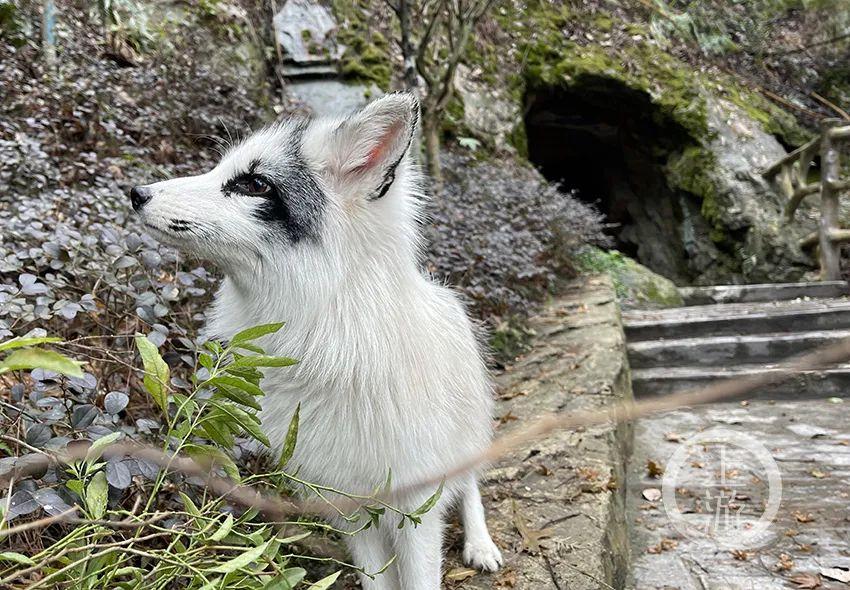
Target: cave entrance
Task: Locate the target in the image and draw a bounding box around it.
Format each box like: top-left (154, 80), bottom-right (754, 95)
top-left (525, 77), bottom-right (695, 284)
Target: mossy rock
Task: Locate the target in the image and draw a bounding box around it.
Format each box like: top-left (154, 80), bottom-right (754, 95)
top-left (331, 0), bottom-right (392, 90)
top-left (576, 247), bottom-right (684, 308)
top-left (0, 0), bottom-right (25, 46)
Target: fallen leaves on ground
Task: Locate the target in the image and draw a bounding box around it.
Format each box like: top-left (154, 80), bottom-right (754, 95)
top-left (445, 568), bottom-right (477, 581)
top-left (511, 500), bottom-right (553, 554)
top-left (647, 538), bottom-right (678, 554)
top-left (776, 553), bottom-right (795, 572)
top-left (789, 572), bottom-right (821, 588)
top-left (646, 460), bottom-right (664, 478)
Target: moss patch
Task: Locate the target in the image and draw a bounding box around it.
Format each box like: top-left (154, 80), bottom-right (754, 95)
top-left (330, 0), bottom-right (392, 90)
top-left (576, 247), bottom-right (684, 308)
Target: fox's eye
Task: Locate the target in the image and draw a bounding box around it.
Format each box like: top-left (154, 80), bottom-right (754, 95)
top-left (234, 176), bottom-right (272, 196)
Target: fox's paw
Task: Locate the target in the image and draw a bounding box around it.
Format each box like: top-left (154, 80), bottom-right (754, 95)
top-left (463, 537), bottom-right (503, 572)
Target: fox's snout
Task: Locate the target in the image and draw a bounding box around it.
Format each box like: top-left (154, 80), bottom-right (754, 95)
top-left (129, 185), bottom-right (153, 211)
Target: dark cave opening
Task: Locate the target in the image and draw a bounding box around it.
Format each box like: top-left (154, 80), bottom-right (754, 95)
top-left (524, 77), bottom-right (698, 284)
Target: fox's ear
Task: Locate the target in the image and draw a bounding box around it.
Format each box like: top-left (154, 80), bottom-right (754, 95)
top-left (325, 92), bottom-right (419, 200)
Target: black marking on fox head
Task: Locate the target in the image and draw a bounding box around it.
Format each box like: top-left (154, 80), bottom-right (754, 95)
top-left (251, 160), bottom-right (326, 244)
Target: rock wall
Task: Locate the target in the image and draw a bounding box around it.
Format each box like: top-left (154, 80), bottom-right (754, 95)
top-left (450, 2), bottom-right (819, 286)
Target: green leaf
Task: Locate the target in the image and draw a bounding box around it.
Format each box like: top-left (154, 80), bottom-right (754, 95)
top-left (86, 431), bottom-right (121, 463)
top-left (86, 471), bottom-right (108, 519)
top-left (199, 414), bottom-right (235, 448)
top-left (0, 348), bottom-right (83, 377)
top-left (233, 342), bottom-right (265, 354)
top-left (179, 492), bottom-right (202, 519)
top-left (231, 322), bottom-right (285, 344)
top-left (208, 375), bottom-right (264, 397)
top-left (277, 531), bottom-right (310, 543)
top-left (66, 479), bottom-right (84, 497)
top-left (213, 384), bottom-right (262, 411)
top-left (185, 444), bottom-right (240, 481)
top-left (0, 336), bottom-right (62, 352)
top-left (277, 403), bottom-right (300, 469)
top-left (134, 334), bottom-right (170, 413)
top-left (264, 568), bottom-right (306, 590)
top-left (310, 571), bottom-right (341, 589)
top-left (209, 401), bottom-right (270, 447)
top-left (208, 513), bottom-right (234, 542)
top-left (224, 365), bottom-right (263, 383)
top-left (197, 577), bottom-right (223, 590)
top-left (230, 356), bottom-right (298, 369)
top-left (209, 539), bottom-right (271, 574)
top-left (0, 552), bottom-right (35, 565)
top-left (457, 136), bottom-right (481, 151)
top-left (411, 481), bottom-right (444, 518)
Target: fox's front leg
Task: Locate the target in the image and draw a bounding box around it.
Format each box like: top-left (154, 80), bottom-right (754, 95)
top-left (393, 508), bottom-right (445, 590)
top-left (343, 525), bottom-right (398, 589)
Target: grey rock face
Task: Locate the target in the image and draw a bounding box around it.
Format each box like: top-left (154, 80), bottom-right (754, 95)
top-left (273, 0), bottom-right (344, 65)
top-left (696, 98), bottom-right (814, 284)
top-left (453, 64), bottom-right (520, 149)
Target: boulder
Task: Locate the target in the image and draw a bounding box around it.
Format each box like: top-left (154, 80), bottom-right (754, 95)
top-left (453, 64), bottom-right (520, 149)
top-left (577, 247), bottom-right (684, 309)
top-left (667, 98), bottom-right (815, 285)
top-left (273, 0), bottom-right (344, 66)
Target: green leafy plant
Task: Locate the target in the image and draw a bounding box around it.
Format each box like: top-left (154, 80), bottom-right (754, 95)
top-left (0, 336), bottom-right (83, 378)
top-left (0, 325), bottom-right (442, 588)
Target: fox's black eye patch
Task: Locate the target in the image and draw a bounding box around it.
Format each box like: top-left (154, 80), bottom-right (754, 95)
top-left (250, 162), bottom-right (325, 244)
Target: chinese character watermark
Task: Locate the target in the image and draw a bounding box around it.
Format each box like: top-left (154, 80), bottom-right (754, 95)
top-left (661, 427), bottom-right (782, 549)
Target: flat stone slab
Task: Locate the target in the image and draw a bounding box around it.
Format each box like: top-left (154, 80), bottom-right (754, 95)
top-left (679, 282), bottom-right (849, 306)
top-left (632, 363), bottom-right (850, 399)
top-left (628, 399), bottom-right (850, 590)
top-left (623, 298), bottom-right (850, 341)
top-left (444, 275), bottom-right (633, 589)
top-left (628, 330), bottom-right (850, 369)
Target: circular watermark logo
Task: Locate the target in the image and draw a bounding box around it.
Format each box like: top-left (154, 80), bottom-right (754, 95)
top-left (661, 427), bottom-right (782, 549)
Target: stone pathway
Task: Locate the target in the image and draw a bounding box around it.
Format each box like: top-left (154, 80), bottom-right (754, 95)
top-left (628, 399), bottom-right (850, 590)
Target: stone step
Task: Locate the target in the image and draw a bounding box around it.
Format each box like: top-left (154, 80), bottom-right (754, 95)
top-left (631, 363), bottom-right (850, 399)
top-left (623, 297), bottom-right (850, 341)
top-left (679, 281), bottom-right (849, 306)
top-left (627, 329), bottom-right (850, 369)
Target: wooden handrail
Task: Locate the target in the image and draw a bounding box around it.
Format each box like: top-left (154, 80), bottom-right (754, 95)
top-left (763, 118), bottom-right (850, 280)
top-left (761, 136), bottom-right (819, 178)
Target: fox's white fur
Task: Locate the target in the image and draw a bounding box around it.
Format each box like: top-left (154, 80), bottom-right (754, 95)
top-left (131, 93), bottom-right (502, 588)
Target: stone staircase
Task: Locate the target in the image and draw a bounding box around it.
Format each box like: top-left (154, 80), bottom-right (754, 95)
top-left (623, 281), bottom-right (850, 399)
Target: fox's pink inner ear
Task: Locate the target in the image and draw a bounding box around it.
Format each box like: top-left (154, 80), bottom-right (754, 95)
top-left (353, 120), bottom-right (406, 175)
top-left (329, 94), bottom-right (419, 193)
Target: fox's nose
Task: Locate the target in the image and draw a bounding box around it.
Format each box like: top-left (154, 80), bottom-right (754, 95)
top-left (129, 186), bottom-right (153, 211)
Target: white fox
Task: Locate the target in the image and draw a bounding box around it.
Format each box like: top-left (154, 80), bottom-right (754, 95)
top-left (129, 93), bottom-right (502, 589)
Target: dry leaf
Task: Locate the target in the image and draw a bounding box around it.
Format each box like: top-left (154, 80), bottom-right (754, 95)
top-left (794, 511), bottom-right (815, 523)
top-left (810, 469), bottom-right (827, 479)
top-left (731, 549), bottom-right (752, 561)
top-left (445, 568), bottom-right (478, 581)
top-left (664, 432), bottom-right (683, 442)
top-left (647, 538), bottom-right (678, 554)
top-left (776, 553), bottom-right (795, 571)
top-left (511, 500), bottom-right (552, 554)
top-left (647, 460), bottom-right (664, 478)
top-left (790, 573), bottom-right (821, 589)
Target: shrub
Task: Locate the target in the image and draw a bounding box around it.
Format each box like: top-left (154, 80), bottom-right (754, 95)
top-left (425, 152), bottom-right (610, 325)
top-left (0, 328), bottom-right (436, 588)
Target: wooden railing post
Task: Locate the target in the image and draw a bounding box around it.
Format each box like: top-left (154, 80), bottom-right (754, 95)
top-left (818, 119), bottom-right (843, 280)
